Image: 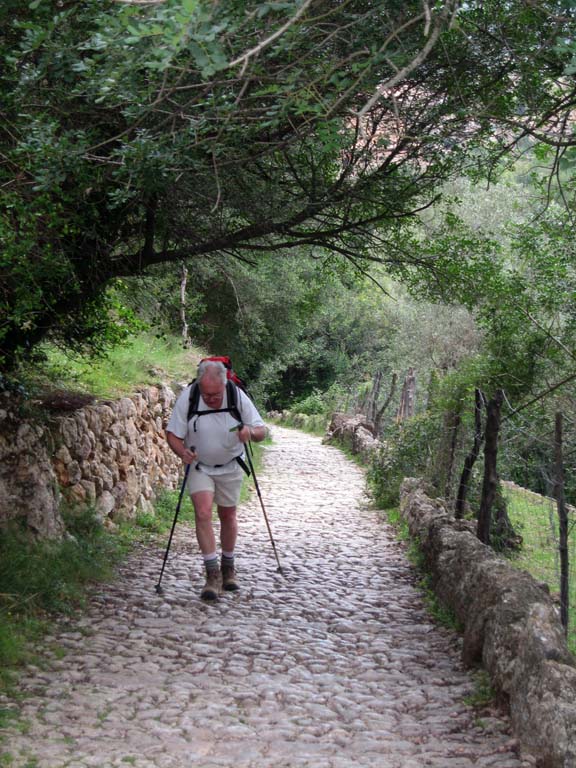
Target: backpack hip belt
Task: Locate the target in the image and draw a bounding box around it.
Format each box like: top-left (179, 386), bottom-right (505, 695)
top-left (195, 455), bottom-right (251, 476)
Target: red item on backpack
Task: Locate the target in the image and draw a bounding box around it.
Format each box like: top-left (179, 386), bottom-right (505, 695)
top-left (200, 356), bottom-right (246, 391)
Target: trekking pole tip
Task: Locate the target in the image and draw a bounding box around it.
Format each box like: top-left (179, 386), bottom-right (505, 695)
top-left (154, 583), bottom-right (163, 595)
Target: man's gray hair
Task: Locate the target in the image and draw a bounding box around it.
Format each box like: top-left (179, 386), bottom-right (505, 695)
top-left (197, 360), bottom-right (227, 384)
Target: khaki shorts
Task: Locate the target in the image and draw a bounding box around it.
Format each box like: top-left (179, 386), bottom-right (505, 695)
top-left (187, 465), bottom-right (244, 507)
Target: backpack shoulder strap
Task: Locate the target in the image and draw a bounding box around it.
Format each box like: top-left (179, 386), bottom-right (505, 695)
top-left (187, 380), bottom-right (242, 423)
top-left (227, 380), bottom-right (243, 423)
top-left (187, 381), bottom-right (200, 422)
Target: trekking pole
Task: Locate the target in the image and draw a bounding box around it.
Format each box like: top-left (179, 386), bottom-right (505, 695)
top-left (244, 444), bottom-right (284, 576)
top-left (155, 462), bottom-right (191, 594)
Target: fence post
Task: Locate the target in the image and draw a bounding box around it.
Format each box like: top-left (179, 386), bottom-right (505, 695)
top-left (396, 368), bottom-right (416, 423)
top-left (477, 389), bottom-right (504, 545)
top-left (374, 372), bottom-right (398, 436)
top-left (179, 261), bottom-right (191, 348)
top-left (554, 412), bottom-right (569, 635)
top-left (455, 388), bottom-right (484, 519)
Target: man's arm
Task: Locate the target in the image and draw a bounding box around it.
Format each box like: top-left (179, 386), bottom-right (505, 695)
top-left (166, 431), bottom-right (197, 464)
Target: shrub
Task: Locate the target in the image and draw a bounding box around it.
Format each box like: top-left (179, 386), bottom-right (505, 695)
top-left (368, 412), bottom-right (441, 507)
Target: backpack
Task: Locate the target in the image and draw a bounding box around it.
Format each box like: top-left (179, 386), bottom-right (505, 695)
top-left (186, 356), bottom-right (248, 426)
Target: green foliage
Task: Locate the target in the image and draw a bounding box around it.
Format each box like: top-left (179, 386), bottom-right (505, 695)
top-left (291, 390), bottom-right (327, 416)
top-left (2, 0), bottom-right (574, 370)
top-left (21, 332), bottom-right (201, 400)
top-left (505, 484), bottom-right (576, 652)
top-left (368, 412), bottom-right (442, 508)
top-left (291, 383), bottom-right (349, 417)
top-left (0, 508), bottom-right (120, 618)
top-left (463, 671), bottom-right (497, 709)
top-left (270, 412), bottom-right (328, 438)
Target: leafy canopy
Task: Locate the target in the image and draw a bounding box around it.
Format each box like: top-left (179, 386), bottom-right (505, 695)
top-left (1, 0), bottom-right (575, 369)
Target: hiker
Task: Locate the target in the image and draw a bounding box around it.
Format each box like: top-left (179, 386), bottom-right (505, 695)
top-left (166, 359), bottom-right (266, 600)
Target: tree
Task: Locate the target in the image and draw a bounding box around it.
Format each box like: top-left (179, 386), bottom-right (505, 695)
top-left (2, 0), bottom-right (575, 370)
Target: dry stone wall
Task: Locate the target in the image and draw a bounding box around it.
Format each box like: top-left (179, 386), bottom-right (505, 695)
top-left (0, 398), bottom-right (64, 538)
top-left (327, 413), bottom-right (576, 768)
top-left (325, 411), bottom-right (381, 459)
top-left (0, 385), bottom-right (182, 538)
top-left (399, 478), bottom-right (576, 768)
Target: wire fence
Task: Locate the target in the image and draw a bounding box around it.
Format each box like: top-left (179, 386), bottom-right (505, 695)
top-left (412, 393), bottom-right (576, 653)
top-left (500, 480), bottom-right (576, 647)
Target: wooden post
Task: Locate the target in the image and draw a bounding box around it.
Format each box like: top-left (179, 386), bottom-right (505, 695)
top-left (445, 409), bottom-right (461, 499)
top-left (180, 261), bottom-right (190, 348)
top-left (477, 390), bottom-right (504, 545)
top-left (396, 368), bottom-right (416, 423)
top-left (405, 367), bottom-right (416, 418)
top-left (455, 389), bottom-right (484, 519)
top-left (374, 373), bottom-right (398, 436)
top-left (554, 412), bottom-right (569, 635)
top-left (367, 371), bottom-right (382, 424)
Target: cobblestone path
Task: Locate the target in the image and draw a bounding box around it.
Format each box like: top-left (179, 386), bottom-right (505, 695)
top-left (1, 426), bottom-right (534, 768)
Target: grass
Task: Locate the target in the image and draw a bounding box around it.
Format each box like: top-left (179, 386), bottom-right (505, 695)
top-left (463, 670), bottom-right (497, 709)
top-left (0, 491), bottom-right (199, 694)
top-left (0, 507), bottom-right (129, 694)
top-left (504, 483), bottom-right (576, 654)
top-left (23, 333), bottom-right (202, 400)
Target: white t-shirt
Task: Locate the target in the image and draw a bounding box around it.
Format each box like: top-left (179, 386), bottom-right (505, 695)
top-left (166, 385), bottom-right (265, 475)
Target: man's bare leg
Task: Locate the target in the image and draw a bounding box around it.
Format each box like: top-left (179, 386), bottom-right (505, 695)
top-left (192, 491), bottom-right (221, 599)
top-left (218, 505), bottom-right (239, 591)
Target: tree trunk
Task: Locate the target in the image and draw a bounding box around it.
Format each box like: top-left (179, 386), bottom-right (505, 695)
top-left (455, 388), bottom-right (485, 519)
top-left (492, 487), bottom-right (521, 551)
top-left (554, 412), bottom-right (569, 634)
top-left (180, 261), bottom-right (190, 348)
top-left (367, 370), bottom-right (383, 424)
top-left (374, 372), bottom-right (398, 436)
top-left (396, 368), bottom-right (416, 423)
top-left (477, 390), bottom-right (504, 545)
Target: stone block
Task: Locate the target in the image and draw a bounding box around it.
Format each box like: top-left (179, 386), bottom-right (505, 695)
top-left (54, 445), bottom-right (72, 464)
top-left (96, 491), bottom-right (115, 520)
top-left (67, 483), bottom-right (87, 503)
top-left (73, 433), bottom-right (93, 461)
top-left (144, 386), bottom-right (160, 405)
top-left (80, 480), bottom-right (97, 502)
top-left (119, 397), bottom-right (137, 420)
top-left (97, 404), bottom-right (116, 431)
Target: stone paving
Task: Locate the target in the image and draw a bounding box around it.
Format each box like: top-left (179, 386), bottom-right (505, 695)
top-left (0, 426), bottom-right (535, 768)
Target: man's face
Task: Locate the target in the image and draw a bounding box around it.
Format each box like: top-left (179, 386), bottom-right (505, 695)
top-left (199, 376), bottom-right (225, 408)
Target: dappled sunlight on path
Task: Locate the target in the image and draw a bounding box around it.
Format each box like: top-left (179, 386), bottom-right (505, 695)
top-left (1, 426), bottom-right (533, 768)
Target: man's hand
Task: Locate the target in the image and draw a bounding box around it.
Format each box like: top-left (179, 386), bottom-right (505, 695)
top-left (181, 447), bottom-right (197, 464)
top-left (236, 424), bottom-right (266, 443)
top-left (237, 424), bottom-right (252, 444)
top-left (166, 432), bottom-right (197, 464)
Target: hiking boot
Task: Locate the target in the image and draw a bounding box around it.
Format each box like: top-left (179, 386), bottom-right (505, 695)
top-left (200, 569), bottom-right (222, 601)
top-left (221, 565), bottom-right (240, 592)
